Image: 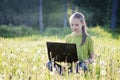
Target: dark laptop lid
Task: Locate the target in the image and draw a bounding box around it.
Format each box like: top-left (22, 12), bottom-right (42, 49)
top-left (46, 42), bottom-right (78, 63)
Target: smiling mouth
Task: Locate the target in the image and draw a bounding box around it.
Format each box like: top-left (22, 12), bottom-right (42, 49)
top-left (73, 29), bottom-right (77, 31)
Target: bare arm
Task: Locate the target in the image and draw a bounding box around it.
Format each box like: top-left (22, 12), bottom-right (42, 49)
top-left (88, 51), bottom-right (95, 64)
top-left (84, 52), bottom-right (95, 65)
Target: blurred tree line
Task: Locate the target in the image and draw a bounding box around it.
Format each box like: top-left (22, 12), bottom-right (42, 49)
top-left (0, 0), bottom-right (119, 32)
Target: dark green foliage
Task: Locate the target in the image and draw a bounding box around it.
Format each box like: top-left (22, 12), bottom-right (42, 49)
top-left (0, 0), bottom-right (39, 27)
top-left (0, 0), bottom-right (119, 31)
top-left (43, 0), bottom-right (65, 28)
top-left (0, 25), bottom-right (39, 38)
top-left (74, 0), bottom-right (112, 26)
top-left (117, 0), bottom-right (120, 27)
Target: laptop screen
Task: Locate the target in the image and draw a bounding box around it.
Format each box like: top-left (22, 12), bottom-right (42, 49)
top-left (46, 42), bottom-right (78, 63)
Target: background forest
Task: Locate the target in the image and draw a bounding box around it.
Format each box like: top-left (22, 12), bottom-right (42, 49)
top-left (0, 0), bottom-right (119, 33)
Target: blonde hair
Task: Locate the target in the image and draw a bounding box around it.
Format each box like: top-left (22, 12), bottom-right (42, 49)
top-left (69, 12), bottom-right (87, 46)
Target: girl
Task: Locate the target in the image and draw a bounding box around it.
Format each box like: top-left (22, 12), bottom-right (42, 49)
top-left (65, 12), bottom-right (94, 73)
top-left (47, 12), bottom-right (95, 74)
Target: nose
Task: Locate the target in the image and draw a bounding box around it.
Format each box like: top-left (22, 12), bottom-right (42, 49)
top-left (72, 25), bottom-right (77, 29)
top-left (72, 27), bottom-right (77, 31)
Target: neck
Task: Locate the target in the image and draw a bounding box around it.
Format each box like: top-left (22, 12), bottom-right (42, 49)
top-left (74, 30), bottom-right (82, 35)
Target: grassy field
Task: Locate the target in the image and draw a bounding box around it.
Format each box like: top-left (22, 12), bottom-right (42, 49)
top-left (0, 27), bottom-right (120, 80)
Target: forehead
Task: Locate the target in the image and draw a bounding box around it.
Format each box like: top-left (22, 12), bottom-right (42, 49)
top-left (70, 18), bottom-right (81, 23)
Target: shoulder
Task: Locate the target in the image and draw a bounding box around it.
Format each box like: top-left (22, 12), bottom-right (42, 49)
top-left (65, 33), bottom-right (74, 42)
top-left (86, 34), bottom-right (94, 42)
top-left (65, 33), bottom-right (74, 38)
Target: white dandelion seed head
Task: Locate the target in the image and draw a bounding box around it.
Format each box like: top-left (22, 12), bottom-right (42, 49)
top-left (32, 66), bottom-right (37, 71)
top-left (33, 58), bottom-right (36, 62)
top-left (16, 69), bottom-right (23, 76)
top-left (96, 53), bottom-right (100, 57)
top-left (37, 49), bottom-right (42, 54)
top-left (16, 48), bottom-right (21, 53)
top-left (2, 52), bottom-right (6, 56)
top-left (0, 74), bottom-right (3, 80)
top-left (111, 47), bottom-right (116, 52)
top-left (101, 66), bottom-right (106, 69)
top-left (41, 54), bottom-right (45, 60)
top-left (33, 53), bottom-right (38, 58)
top-left (24, 48), bottom-right (29, 53)
top-left (20, 58), bottom-right (25, 62)
top-left (0, 43), bottom-right (3, 47)
top-left (14, 44), bottom-right (18, 47)
top-left (99, 60), bottom-right (106, 66)
top-left (9, 66), bottom-right (13, 69)
top-left (50, 71), bottom-right (54, 76)
top-left (117, 68), bottom-right (120, 74)
top-left (2, 62), bottom-right (7, 66)
top-left (52, 67), bottom-right (56, 71)
top-left (100, 69), bottom-right (107, 76)
top-left (42, 66), bottom-right (46, 70)
top-left (92, 62), bottom-right (96, 66)
top-left (9, 53), bottom-right (16, 58)
top-left (18, 63), bottom-right (23, 68)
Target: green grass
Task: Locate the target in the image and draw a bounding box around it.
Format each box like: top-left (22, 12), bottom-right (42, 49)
top-left (0, 26), bottom-right (120, 80)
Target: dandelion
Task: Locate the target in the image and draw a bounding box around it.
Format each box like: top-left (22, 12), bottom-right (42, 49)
top-left (33, 54), bottom-right (38, 62)
top-left (0, 74), bottom-right (3, 80)
top-left (2, 61), bottom-right (7, 66)
top-left (52, 67), bottom-right (56, 71)
top-left (16, 48), bottom-right (21, 53)
top-left (42, 66), bottom-right (46, 70)
top-left (32, 66), bottom-right (37, 71)
top-left (0, 43), bottom-right (3, 47)
top-left (96, 53), bottom-right (101, 57)
top-left (24, 48), bottom-right (29, 53)
top-left (99, 60), bottom-right (106, 66)
top-left (18, 63), bottom-right (23, 68)
top-left (37, 49), bottom-right (42, 54)
top-left (9, 53), bottom-right (16, 58)
top-left (2, 52), bottom-right (6, 56)
top-left (100, 69), bottom-right (107, 76)
top-left (9, 65), bottom-right (13, 69)
top-left (33, 58), bottom-right (36, 62)
top-left (16, 69), bottom-right (23, 76)
top-left (20, 58), bottom-right (25, 62)
top-left (92, 62), bottom-right (96, 66)
top-left (41, 54), bottom-right (45, 60)
top-left (117, 68), bottom-right (120, 74)
top-left (50, 71), bottom-right (54, 76)
top-left (33, 53), bottom-right (38, 58)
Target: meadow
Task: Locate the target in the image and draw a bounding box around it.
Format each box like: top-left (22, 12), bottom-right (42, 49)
top-left (0, 27), bottom-right (120, 80)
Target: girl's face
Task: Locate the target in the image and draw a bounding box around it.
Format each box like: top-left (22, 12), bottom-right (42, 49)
top-left (70, 18), bottom-right (83, 34)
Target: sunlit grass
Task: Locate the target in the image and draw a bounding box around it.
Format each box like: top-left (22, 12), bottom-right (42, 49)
top-left (0, 28), bottom-right (120, 80)
top-left (88, 26), bottom-right (112, 38)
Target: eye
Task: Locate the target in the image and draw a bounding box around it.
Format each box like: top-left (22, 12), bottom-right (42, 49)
top-left (71, 24), bottom-right (73, 26)
top-left (75, 24), bottom-right (79, 26)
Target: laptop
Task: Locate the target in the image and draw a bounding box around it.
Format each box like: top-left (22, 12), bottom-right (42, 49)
top-left (46, 42), bottom-right (78, 63)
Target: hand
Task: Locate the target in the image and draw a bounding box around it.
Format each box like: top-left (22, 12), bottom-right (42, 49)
top-left (84, 60), bottom-right (89, 67)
